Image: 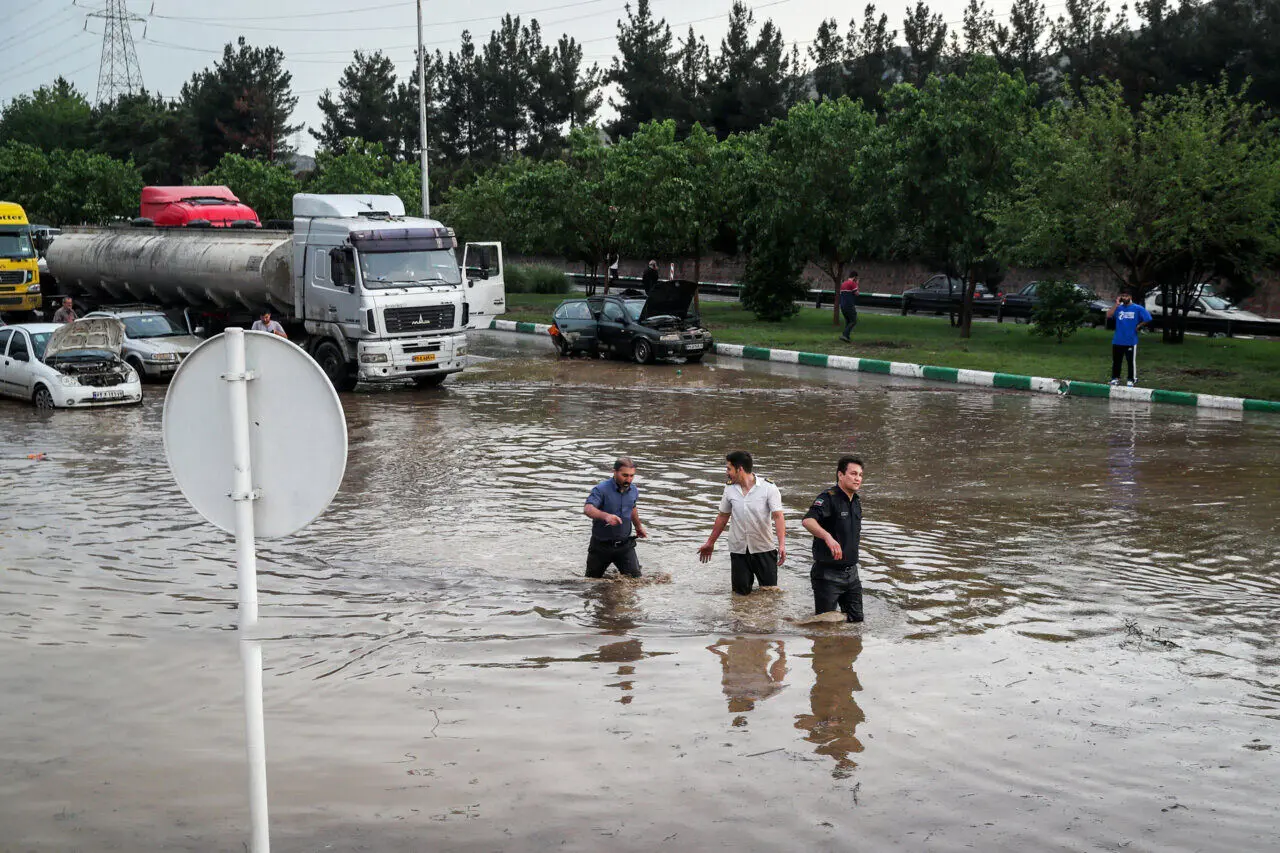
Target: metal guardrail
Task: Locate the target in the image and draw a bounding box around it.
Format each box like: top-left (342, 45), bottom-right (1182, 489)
top-left (563, 273), bottom-right (1279, 338)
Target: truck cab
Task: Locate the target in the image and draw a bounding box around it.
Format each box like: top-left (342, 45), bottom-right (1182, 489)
top-left (292, 194), bottom-right (505, 389)
top-left (0, 202), bottom-right (42, 318)
top-left (140, 186), bottom-right (261, 228)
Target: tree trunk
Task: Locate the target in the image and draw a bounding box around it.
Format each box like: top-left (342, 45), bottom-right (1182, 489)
top-left (831, 261), bottom-right (844, 325)
top-left (959, 278), bottom-right (975, 338)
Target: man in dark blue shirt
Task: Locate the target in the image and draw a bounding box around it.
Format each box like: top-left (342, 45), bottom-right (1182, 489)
top-left (583, 457), bottom-right (648, 578)
top-left (802, 456), bottom-right (865, 622)
top-left (1107, 289), bottom-right (1152, 386)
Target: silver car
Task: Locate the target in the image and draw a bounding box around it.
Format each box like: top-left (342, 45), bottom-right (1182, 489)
top-left (82, 308), bottom-right (202, 380)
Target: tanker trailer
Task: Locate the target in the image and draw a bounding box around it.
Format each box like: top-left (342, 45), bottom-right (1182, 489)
top-left (46, 193), bottom-right (506, 390)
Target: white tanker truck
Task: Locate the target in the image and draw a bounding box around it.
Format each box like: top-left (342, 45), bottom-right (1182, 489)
top-left (43, 193), bottom-right (505, 390)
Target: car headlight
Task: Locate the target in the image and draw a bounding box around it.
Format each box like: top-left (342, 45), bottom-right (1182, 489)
top-left (660, 334), bottom-right (680, 342)
top-left (456, 346), bottom-right (467, 357)
top-left (28, 282), bottom-right (40, 293)
top-left (58, 375), bottom-right (80, 387)
top-left (148, 352), bottom-right (180, 362)
top-left (359, 352), bottom-right (389, 364)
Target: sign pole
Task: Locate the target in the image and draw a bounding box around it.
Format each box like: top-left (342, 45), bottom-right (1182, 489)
top-left (417, 0), bottom-right (430, 217)
top-left (223, 328), bottom-right (270, 853)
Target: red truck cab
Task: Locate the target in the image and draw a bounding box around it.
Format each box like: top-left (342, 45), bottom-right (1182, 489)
top-left (140, 186), bottom-right (261, 228)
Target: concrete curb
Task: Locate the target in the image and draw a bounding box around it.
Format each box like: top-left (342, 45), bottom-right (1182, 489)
top-left (486, 320), bottom-right (1280, 414)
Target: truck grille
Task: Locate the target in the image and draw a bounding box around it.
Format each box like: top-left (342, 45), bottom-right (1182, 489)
top-left (383, 305), bottom-right (455, 334)
top-left (0, 270), bottom-right (28, 284)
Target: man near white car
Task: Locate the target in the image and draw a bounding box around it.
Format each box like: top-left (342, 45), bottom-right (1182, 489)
top-left (1107, 289), bottom-right (1151, 386)
top-left (698, 451), bottom-right (786, 595)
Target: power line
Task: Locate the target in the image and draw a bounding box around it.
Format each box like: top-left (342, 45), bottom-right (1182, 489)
top-left (149, 0), bottom-right (615, 32)
top-left (0, 3), bottom-right (82, 52)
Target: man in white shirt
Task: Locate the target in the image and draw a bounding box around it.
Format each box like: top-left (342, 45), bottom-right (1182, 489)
top-left (697, 450), bottom-right (786, 595)
top-left (251, 310), bottom-right (287, 338)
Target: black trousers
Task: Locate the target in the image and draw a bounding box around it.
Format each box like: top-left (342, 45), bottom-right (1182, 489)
top-left (730, 548), bottom-right (779, 595)
top-left (841, 305), bottom-right (858, 338)
top-left (586, 538), bottom-right (640, 578)
top-left (1111, 344), bottom-right (1136, 382)
top-left (811, 563), bottom-right (862, 621)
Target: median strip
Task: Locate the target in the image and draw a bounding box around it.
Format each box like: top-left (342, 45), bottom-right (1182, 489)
top-left (486, 319), bottom-right (1278, 413)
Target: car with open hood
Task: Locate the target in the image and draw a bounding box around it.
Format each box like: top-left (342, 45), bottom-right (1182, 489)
top-left (83, 306), bottom-right (202, 380)
top-left (550, 282), bottom-right (713, 363)
top-left (0, 319), bottom-right (142, 409)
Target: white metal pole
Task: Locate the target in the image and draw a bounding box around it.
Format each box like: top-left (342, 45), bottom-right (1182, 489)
top-left (224, 328), bottom-right (270, 853)
top-left (417, 0), bottom-right (430, 217)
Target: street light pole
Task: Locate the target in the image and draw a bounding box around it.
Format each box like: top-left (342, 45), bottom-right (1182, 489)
top-left (416, 0), bottom-right (430, 217)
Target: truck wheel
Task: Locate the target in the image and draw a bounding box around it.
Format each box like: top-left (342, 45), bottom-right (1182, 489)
top-left (413, 374), bottom-right (448, 388)
top-left (633, 338), bottom-right (654, 364)
top-left (314, 341), bottom-right (357, 392)
top-left (33, 385), bottom-right (55, 410)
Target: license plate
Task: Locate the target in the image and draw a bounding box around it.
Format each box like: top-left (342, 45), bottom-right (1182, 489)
top-left (412, 353), bottom-right (436, 363)
top-left (93, 390), bottom-right (125, 400)
top-left (685, 343), bottom-right (703, 351)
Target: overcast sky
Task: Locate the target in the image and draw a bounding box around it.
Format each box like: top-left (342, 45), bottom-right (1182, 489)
top-left (1, 0), bottom-right (1081, 154)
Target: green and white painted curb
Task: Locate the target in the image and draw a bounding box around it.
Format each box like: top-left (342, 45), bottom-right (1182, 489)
top-left (487, 319), bottom-right (1280, 413)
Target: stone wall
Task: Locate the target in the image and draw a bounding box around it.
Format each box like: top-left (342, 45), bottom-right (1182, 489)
top-left (508, 253), bottom-right (1280, 318)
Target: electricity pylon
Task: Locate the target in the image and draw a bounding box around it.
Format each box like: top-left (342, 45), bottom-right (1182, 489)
top-left (89, 0), bottom-right (145, 104)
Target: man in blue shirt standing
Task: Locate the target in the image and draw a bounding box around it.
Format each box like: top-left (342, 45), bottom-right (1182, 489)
top-left (1107, 289), bottom-right (1152, 386)
top-left (583, 457), bottom-right (648, 578)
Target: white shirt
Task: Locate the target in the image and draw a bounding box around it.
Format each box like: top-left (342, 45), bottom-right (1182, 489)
top-left (718, 476), bottom-right (784, 554)
top-left (252, 319), bottom-right (285, 335)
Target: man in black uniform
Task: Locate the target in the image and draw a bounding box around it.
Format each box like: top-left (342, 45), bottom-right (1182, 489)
top-left (802, 456), bottom-right (865, 622)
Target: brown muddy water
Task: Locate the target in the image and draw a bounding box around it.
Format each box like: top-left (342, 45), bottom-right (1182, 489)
top-left (2, 330), bottom-right (1278, 852)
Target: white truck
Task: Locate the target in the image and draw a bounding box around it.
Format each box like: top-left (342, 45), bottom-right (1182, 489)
top-left (43, 193), bottom-right (505, 390)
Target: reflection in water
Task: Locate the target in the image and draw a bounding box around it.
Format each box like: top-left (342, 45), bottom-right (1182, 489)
top-left (1107, 412), bottom-right (1141, 516)
top-left (707, 637), bottom-right (788, 725)
top-left (794, 635), bottom-right (864, 779)
top-left (599, 638), bottom-right (644, 705)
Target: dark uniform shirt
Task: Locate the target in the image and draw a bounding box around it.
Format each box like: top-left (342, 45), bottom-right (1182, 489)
top-left (585, 477), bottom-right (638, 541)
top-left (803, 486), bottom-right (862, 567)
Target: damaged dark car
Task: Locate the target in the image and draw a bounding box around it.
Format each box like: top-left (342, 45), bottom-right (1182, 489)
top-left (550, 282), bottom-right (714, 364)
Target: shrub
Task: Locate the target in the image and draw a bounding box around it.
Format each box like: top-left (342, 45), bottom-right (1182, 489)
top-left (741, 245), bottom-right (806, 321)
top-left (1031, 280), bottom-right (1090, 343)
top-left (506, 263), bottom-right (569, 294)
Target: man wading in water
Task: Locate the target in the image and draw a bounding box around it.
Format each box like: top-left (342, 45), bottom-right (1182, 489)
top-left (697, 451), bottom-right (786, 595)
top-left (583, 457), bottom-right (647, 578)
top-left (802, 456), bottom-right (865, 622)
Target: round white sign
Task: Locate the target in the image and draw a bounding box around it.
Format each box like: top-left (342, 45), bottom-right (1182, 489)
top-left (162, 330), bottom-right (348, 538)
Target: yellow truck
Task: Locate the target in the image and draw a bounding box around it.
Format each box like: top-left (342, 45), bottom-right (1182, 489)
top-left (0, 202), bottom-right (42, 316)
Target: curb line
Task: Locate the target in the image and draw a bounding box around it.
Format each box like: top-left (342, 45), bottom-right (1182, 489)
top-left (486, 320), bottom-right (1280, 414)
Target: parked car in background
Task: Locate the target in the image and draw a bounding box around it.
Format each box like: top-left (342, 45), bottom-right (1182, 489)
top-left (82, 306), bottom-right (202, 380)
top-left (998, 281), bottom-right (1109, 326)
top-left (901, 274), bottom-right (1001, 317)
top-left (550, 282), bottom-right (713, 363)
top-left (0, 318), bottom-right (142, 409)
top-left (1145, 287), bottom-right (1269, 323)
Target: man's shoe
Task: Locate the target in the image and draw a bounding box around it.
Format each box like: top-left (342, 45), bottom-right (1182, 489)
top-left (839, 335), bottom-right (851, 343)
top-left (1109, 379), bottom-right (1119, 386)
top-left (1126, 380), bottom-right (1135, 387)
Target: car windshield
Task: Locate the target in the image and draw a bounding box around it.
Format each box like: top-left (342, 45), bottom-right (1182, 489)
top-left (29, 332), bottom-right (52, 360)
top-left (358, 249), bottom-right (462, 288)
top-left (1201, 295), bottom-right (1231, 310)
top-left (121, 314), bottom-right (186, 338)
top-left (0, 227), bottom-right (36, 259)
top-left (623, 300), bottom-right (647, 322)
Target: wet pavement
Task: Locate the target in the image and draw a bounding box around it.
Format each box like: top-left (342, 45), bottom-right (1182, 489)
top-left (1, 330), bottom-right (1278, 851)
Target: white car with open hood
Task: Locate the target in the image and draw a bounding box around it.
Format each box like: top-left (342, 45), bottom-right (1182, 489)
top-left (0, 319), bottom-right (143, 409)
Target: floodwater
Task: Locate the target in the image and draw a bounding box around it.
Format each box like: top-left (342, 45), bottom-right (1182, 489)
top-left (2, 331), bottom-right (1278, 852)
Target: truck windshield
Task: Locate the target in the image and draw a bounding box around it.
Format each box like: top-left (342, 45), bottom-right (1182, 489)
top-left (121, 314), bottom-right (187, 338)
top-left (359, 250), bottom-right (462, 288)
top-left (0, 227), bottom-right (35, 260)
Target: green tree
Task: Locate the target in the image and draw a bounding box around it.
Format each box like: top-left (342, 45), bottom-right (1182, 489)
top-left (1030, 280), bottom-right (1090, 342)
top-left (809, 18), bottom-right (846, 102)
top-left (0, 78), bottom-right (93, 153)
top-left (843, 4), bottom-right (898, 112)
top-left (199, 153), bottom-right (301, 221)
top-left (181, 37), bottom-right (300, 170)
top-left (607, 0), bottom-right (677, 140)
top-left (671, 27), bottom-right (711, 135)
top-left (313, 51), bottom-right (404, 157)
top-left (885, 57), bottom-right (1041, 337)
top-left (994, 79), bottom-right (1280, 343)
top-left (307, 140), bottom-right (422, 215)
top-left (0, 142), bottom-right (49, 216)
top-left (92, 90), bottom-right (198, 185)
top-left (707, 2), bottom-right (794, 140)
top-left (901, 1), bottom-right (949, 86)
